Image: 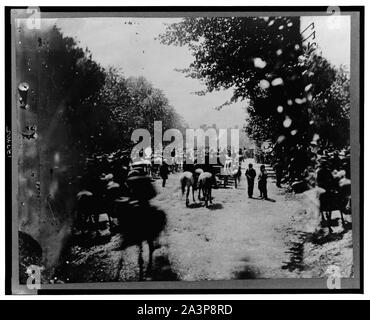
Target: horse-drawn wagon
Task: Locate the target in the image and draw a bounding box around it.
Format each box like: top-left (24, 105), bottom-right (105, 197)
top-left (214, 160), bottom-right (241, 188)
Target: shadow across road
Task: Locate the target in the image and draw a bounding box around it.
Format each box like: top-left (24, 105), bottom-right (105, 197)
top-left (207, 203), bottom-right (224, 210)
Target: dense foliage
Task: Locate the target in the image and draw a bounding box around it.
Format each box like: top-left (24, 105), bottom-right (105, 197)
top-left (17, 24), bottom-right (185, 275)
top-left (100, 70), bottom-right (186, 151)
top-left (160, 17), bottom-right (350, 176)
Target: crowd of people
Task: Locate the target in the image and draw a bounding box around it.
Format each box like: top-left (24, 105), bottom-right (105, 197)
top-left (73, 143), bottom-right (351, 237)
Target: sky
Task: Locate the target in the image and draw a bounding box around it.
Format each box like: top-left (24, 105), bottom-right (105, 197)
top-left (52, 15), bottom-right (350, 129)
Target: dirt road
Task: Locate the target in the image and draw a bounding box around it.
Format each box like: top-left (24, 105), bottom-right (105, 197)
top-left (152, 161), bottom-right (304, 280)
top-left (58, 161), bottom-right (353, 282)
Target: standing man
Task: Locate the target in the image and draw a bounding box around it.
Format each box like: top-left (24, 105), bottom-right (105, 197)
top-left (258, 165), bottom-right (268, 199)
top-left (159, 159), bottom-right (169, 187)
top-left (245, 163), bottom-right (256, 198)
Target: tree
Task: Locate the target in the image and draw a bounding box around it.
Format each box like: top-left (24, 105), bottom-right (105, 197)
top-left (160, 17), bottom-right (307, 146)
top-left (16, 24), bottom-right (108, 278)
top-left (100, 71), bottom-right (187, 150)
top-left (17, 24), bottom-right (186, 281)
top-left (160, 17), bottom-right (350, 175)
top-left (306, 61), bottom-right (350, 149)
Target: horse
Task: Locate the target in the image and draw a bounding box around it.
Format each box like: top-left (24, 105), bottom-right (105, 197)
top-left (222, 157), bottom-right (241, 188)
top-left (75, 178), bottom-right (122, 237)
top-left (333, 171), bottom-right (351, 226)
top-left (180, 171), bottom-right (196, 207)
top-left (114, 175), bottom-right (166, 280)
top-left (320, 179), bottom-right (351, 232)
top-left (197, 171), bottom-right (214, 207)
top-left (99, 173), bottom-right (122, 230)
top-left (115, 199), bottom-right (166, 280)
top-left (293, 175), bottom-right (351, 233)
top-left (338, 177), bottom-right (351, 225)
top-left (232, 165), bottom-right (242, 188)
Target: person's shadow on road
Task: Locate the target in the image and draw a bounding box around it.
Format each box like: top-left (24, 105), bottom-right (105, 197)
top-left (207, 203), bottom-right (224, 210)
top-left (187, 202), bottom-right (204, 209)
top-left (250, 196), bottom-right (276, 202)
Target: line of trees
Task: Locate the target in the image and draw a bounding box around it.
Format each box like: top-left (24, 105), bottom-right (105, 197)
top-left (160, 16), bottom-right (350, 179)
top-left (17, 24), bottom-right (185, 279)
